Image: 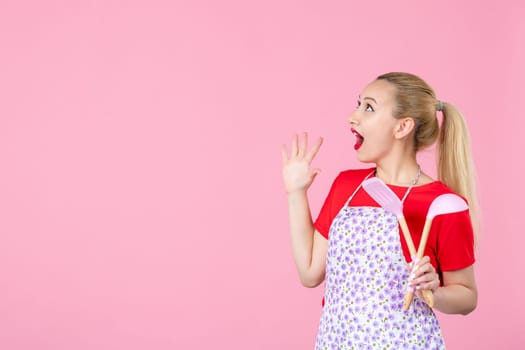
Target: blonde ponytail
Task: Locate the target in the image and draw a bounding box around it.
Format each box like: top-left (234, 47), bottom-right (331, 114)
top-left (438, 102), bottom-right (479, 242)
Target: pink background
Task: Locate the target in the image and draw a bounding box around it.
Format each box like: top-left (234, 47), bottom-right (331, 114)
top-left (1, 0), bottom-right (524, 349)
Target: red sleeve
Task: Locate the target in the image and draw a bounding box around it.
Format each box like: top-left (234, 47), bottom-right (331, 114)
top-left (313, 174), bottom-right (341, 239)
top-left (434, 209), bottom-right (476, 271)
top-left (313, 169), bottom-right (372, 239)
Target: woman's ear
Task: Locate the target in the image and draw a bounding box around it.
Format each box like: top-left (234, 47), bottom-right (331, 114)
top-left (394, 117), bottom-right (415, 139)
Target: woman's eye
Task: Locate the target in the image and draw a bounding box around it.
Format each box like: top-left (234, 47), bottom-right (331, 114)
top-left (365, 104), bottom-right (374, 112)
top-left (356, 100), bottom-right (361, 109)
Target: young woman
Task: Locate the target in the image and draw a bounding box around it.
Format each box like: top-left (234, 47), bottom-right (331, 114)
top-left (282, 72), bottom-right (478, 349)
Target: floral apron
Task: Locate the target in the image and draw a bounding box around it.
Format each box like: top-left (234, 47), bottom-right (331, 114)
top-left (315, 178), bottom-right (445, 350)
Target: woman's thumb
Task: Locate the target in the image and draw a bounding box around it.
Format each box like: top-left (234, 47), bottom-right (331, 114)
top-left (311, 168), bottom-right (322, 181)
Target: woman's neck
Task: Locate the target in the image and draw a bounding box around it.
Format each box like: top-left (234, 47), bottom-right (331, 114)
top-left (375, 158), bottom-right (421, 186)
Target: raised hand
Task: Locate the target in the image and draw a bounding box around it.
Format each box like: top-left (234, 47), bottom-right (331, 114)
top-left (281, 133), bottom-right (323, 194)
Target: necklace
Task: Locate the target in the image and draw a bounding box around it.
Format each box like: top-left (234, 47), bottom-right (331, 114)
top-left (374, 164), bottom-right (421, 203)
top-left (401, 164), bottom-right (421, 203)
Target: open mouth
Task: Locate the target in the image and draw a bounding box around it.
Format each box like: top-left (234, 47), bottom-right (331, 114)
top-left (351, 128), bottom-right (364, 150)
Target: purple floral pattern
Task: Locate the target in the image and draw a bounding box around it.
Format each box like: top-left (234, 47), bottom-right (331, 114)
top-left (315, 206), bottom-right (445, 349)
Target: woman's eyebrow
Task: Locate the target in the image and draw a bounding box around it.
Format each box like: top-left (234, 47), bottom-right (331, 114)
top-left (358, 95), bottom-right (377, 104)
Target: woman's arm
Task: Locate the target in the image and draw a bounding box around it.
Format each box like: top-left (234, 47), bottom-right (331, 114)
top-left (282, 133), bottom-right (327, 287)
top-left (433, 266), bottom-right (478, 315)
top-left (287, 189), bottom-right (328, 287)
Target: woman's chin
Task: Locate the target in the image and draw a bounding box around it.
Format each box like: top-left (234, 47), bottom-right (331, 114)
top-left (355, 151), bottom-right (376, 164)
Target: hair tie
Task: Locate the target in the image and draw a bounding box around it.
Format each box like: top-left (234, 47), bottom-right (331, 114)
top-left (436, 100), bottom-right (444, 112)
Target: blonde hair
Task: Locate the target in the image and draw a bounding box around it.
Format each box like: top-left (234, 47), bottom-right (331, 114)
top-left (377, 72), bottom-right (479, 240)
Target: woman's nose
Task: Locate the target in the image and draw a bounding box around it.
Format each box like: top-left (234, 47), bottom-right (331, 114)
top-left (348, 111), bottom-right (358, 126)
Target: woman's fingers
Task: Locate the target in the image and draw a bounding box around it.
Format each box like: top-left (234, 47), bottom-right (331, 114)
top-left (298, 132), bottom-right (307, 157)
top-left (416, 277), bottom-right (440, 291)
top-left (306, 136), bottom-right (323, 163)
top-left (286, 133), bottom-right (322, 163)
top-left (409, 256), bottom-right (439, 292)
top-left (281, 133), bottom-right (323, 193)
top-left (410, 256), bottom-right (430, 273)
top-left (291, 133), bottom-right (299, 157)
top-left (411, 267), bottom-right (435, 285)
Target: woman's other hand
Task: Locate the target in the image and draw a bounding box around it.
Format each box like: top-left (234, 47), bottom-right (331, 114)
top-left (281, 133), bottom-right (323, 194)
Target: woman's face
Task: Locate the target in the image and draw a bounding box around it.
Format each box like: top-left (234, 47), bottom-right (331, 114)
top-left (348, 79), bottom-right (400, 163)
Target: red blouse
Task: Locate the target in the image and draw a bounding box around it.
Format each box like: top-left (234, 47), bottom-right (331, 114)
top-left (314, 168), bottom-right (475, 274)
